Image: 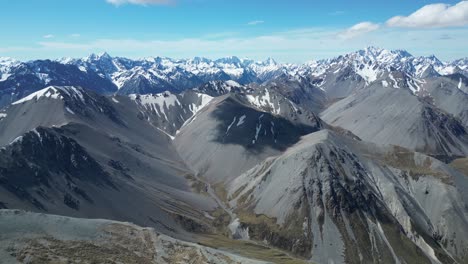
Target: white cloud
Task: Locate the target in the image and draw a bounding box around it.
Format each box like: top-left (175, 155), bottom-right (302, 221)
top-left (386, 1), bottom-right (468, 28)
top-left (338, 22), bottom-right (380, 39)
top-left (247, 20), bottom-right (264, 26)
top-left (70, 34), bottom-right (81, 38)
top-left (43, 34), bottom-right (55, 39)
top-left (106, 0), bottom-right (173, 6)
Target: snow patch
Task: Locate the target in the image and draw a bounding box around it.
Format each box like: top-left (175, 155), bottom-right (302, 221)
top-left (156, 127), bottom-right (175, 140)
top-left (252, 114), bottom-right (264, 144)
top-left (367, 219), bottom-right (401, 264)
top-left (389, 74), bottom-right (400, 89)
top-left (12, 87), bottom-right (62, 105)
top-left (356, 64), bottom-right (378, 84)
top-left (32, 129), bottom-right (43, 143)
top-left (130, 92), bottom-right (180, 120)
top-left (222, 67), bottom-right (244, 77)
top-left (226, 117), bottom-right (237, 134)
top-left (0, 73), bottom-right (11, 81)
top-left (414, 235), bottom-right (442, 264)
top-left (9, 136), bottom-right (23, 145)
top-left (246, 89), bottom-right (280, 115)
top-left (56, 86), bottom-right (86, 103)
top-left (228, 218), bottom-right (250, 240)
top-left (190, 93), bottom-right (213, 114)
top-left (225, 80), bottom-right (241, 87)
top-left (35, 73), bottom-right (52, 84)
top-left (65, 107), bottom-right (75, 115)
top-left (237, 115), bottom-right (246, 126)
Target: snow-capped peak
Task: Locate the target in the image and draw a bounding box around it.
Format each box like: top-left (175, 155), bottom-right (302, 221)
top-left (215, 56), bottom-right (242, 66)
top-left (0, 57), bottom-right (19, 65)
top-left (58, 57), bottom-right (75, 64)
top-left (85, 52), bottom-right (113, 62)
top-left (346, 47), bottom-right (413, 65)
top-left (11, 86), bottom-right (88, 106)
top-left (0, 57), bottom-right (20, 74)
top-left (191, 56), bottom-right (211, 64)
top-left (263, 57), bottom-right (277, 66)
top-left (12, 86), bottom-right (62, 105)
top-left (313, 47), bottom-right (462, 84)
top-left (2, 47), bottom-right (466, 102)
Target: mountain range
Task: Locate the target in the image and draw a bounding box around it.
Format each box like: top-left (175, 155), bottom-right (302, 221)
top-left (1, 47), bottom-right (468, 264)
top-left (1, 47), bottom-right (467, 107)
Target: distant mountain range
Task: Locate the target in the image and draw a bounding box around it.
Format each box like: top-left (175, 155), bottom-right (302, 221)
top-left (1, 47), bottom-right (467, 107)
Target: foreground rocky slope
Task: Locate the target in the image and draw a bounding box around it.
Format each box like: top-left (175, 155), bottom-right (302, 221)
top-left (0, 210), bottom-right (267, 264)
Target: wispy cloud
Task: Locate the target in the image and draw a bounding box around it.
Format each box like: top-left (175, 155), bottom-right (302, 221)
top-left (29, 26), bottom-right (468, 62)
top-left (2, 0), bottom-right (468, 63)
top-left (201, 32), bottom-right (239, 39)
top-left (106, 0), bottom-right (174, 6)
top-left (439, 34), bottom-right (453, 40)
top-left (32, 28), bottom-right (446, 62)
top-left (387, 1), bottom-right (468, 28)
top-left (3, 3), bottom-right (468, 63)
top-left (34, 29), bottom-right (341, 61)
top-left (338, 22), bottom-right (380, 39)
top-left (247, 20), bottom-right (265, 26)
top-left (329, 10), bottom-right (345, 16)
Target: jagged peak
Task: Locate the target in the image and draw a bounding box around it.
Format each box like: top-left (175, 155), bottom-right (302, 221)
top-left (413, 54), bottom-right (440, 62)
top-left (0, 57), bottom-right (19, 63)
top-left (392, 49), bottom-right (413, 57)
top-left (58, 57), bottom-right (75, 64)
top-left (99, 52), bottom-right (112, 58)
top-left (347, 47), bottom-right (413, 62)
top-left (215, 56), bottom-right (242, 65)
top-left (452, 57), bottom-right (468, 64)
top-left (190, 56), bottom-right (211, 64)
top-left (263, 57), bottom-right (277, 65)
top-left (363, 46), bottom-right (385, 55)
top-left (85, 52), bottom-right (113, 61)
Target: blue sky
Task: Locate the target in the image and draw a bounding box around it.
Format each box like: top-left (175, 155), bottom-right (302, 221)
top-left (0, 0), bottom-right (467, 62)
